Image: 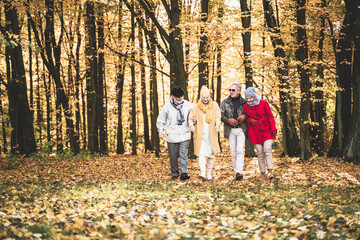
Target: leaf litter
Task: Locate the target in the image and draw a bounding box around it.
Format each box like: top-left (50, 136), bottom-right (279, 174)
top-left (0, 151), bottom-right (359, 239)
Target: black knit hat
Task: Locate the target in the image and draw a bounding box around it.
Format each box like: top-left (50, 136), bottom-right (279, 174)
top-left (171, 86), bottom-right (185, 97)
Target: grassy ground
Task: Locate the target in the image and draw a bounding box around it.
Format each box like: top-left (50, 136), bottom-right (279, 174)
top-left (0, 151), bottom-right (359, 239)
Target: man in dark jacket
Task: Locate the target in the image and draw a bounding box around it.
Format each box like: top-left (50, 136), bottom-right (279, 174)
top-left (220, 82), bottom-right (248, 180)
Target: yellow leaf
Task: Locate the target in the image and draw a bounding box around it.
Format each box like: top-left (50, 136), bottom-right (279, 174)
top-left (327, 216), bottom-right (336, 226)
top-left (12, 195), bottom-right (19, 201)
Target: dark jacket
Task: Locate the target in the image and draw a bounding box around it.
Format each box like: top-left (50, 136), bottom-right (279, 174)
top-left (220, 95), bottom-right (248, 139)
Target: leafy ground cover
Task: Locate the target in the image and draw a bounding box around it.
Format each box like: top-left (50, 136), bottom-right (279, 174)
top-left (0, 151), bottom-right (359, 239)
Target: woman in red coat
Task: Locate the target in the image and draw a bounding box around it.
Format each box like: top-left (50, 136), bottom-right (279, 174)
top-left (244, 87), bottom-right (277, 181)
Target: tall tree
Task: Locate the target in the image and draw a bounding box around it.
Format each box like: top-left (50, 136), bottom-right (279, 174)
top-left (311, 0), bottom-right (326, 156)
top-left (85, 0), bottom-right (99, 152)
top-left (116, 0), bottom-right (126, 154)
top-left (240, 0), bottom-right (256, 158)
top-left (240, 0), bottom-right (252, 88)
top-left (139, 26), bottom-right (152, 152)
top-left (296, 0), bottom-right (311, 160)
top-left (328, 1), bottom-right (353, 157)
top-left (97, 4), bottom-right (107, 154)
top-left (342, 0), bottom-right (360, 164)
top-left (198, 0), bottom-right (209, 97)
top-left (262, 0), bottom-right (300, 157)
top-left (1, 0), bottom-right (37, 155)
top-left (147, 12), bottom-right (160, 157)
top-left (130, 5), bottom-right (137, 155)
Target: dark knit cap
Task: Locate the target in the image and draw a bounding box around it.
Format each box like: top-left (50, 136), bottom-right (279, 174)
top-left (171, 86), bottom-right (185, 97)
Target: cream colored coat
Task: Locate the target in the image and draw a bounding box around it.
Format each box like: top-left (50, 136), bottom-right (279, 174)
top-left (188, 102), bottom-right (221, 156)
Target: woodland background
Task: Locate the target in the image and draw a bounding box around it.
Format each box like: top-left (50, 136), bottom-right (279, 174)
top-left (0, 0), bottom-right (360, 163)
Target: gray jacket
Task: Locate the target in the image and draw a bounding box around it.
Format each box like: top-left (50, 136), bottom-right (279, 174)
top-left (220, 95), bottom-right (248, 139)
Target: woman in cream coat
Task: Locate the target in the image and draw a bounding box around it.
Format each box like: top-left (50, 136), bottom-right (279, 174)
top-left (189, 86), bottom-right (221, 181)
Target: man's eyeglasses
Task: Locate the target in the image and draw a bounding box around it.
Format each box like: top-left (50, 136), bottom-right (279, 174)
top-left (229, 89), bottom-right (236, 92)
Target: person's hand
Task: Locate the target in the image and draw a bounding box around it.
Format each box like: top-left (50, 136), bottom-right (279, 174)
top-left (227, 118), bottom-right (239, 127)
top-left (190, 125), bottom-right (195, 132)
top-left (215, 124), bottom-right (220, 133)
top-left (191, 116), bottom-right (197, 125)
top-left (159, 132), bottom-right (164, 139)
top-left (237, 114), bottom-right (246, 124)
top-left (272, 130), bottom-right (277, 136)
top-left (249, 118), bottom-right (259, 125)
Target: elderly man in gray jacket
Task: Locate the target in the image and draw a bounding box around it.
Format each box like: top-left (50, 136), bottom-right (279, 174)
top-left (220, 82), bottom-right (248, 181)
top-left (157, 87), bottom-right (192, 180)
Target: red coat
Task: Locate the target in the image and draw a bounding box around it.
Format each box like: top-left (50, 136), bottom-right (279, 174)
top-left (244, 100), bottom-right (277, 144)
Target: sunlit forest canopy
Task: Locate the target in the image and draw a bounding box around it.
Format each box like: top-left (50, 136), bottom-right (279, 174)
top-left (0, 0), bottom-right (359, 163)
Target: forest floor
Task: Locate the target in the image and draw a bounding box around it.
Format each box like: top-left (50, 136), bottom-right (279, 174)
top-left (0, 151), bottom-right (360, 239)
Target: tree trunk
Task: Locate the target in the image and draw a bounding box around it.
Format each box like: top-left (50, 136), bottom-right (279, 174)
top-left (85, 0), bottom-right (99, 152)
top-left (198, 0), bottom-right (209, 97)
top-left (328, 5), bottom-right (353, 157)
top-left (147, 16), bottom-right (160, 157)
top-left (75, 3), bottom-right (82, 151)
top-left (139, 27), bottom-right (152, 152)
top-left (2, 1), bottom-right (37, 155)
top-left (312, 2), bottom-right (326, 156)
top-left (342, 0), bottom-right (360, 164)
top-left (131, 8), bottom-right (137, 155)
top-left (296, 0), bottom-right (311, 160)
top-left (98, 5), bottom-right (107, 154)
top-left (35, 53), bottom-right (42, 146)
top-left (0, 80), bottom-right (7, 153)
top-left (116, 0), bottom-right (125, 154)
top-left (262, 0), bottom-right (300, 157)
top-left (240, 0), bottom-right (256, 157)
top-left (343, 39), bottom-right (360, 164)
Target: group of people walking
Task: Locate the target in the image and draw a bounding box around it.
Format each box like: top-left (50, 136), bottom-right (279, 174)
top-left (156, 83), bottom-right (277, 181)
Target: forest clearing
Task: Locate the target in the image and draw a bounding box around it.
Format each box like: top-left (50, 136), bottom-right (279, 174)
top-left (1, 151), bottom-right (360, 239)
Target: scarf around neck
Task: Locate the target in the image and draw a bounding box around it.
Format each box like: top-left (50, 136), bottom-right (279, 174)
top-left (198, 99), bottom-right (213, 124)
top-left (170, 97), bottom-right (185, 125)
top-left (247, 95), bottom-right (261, 107)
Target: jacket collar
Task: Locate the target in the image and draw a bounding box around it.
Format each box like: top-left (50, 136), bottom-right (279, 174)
top-left (224, 95), bottom-right (247, 104)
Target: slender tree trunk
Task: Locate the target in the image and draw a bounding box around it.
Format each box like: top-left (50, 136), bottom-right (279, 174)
top-left (35, 53), bottom-right (42, 146)
top-left (198, 0), bottom-right (209, 97)
top-left (240, 0), bottom-right (256, 157)
top-left (312, 2), bottom-right (326, 156)
top-left (116, 0), bottom-right (125, 154)
top-left (98, 4), bottom-right (107, 154)
top-left (263, 0), bottom-right (300, 156)
top-left (28, 15), bottom-right (34, 112)
top-left (0, 81), bottom-right (7, 153)
top-left (296, 0), bottom-right (312, 160)
top-left (130, 6), bottom-right (137, 155)
top-left (85, 0), bottom-right (99, 152)
top-left (139, 27), bottom-right (152, 152)
top-left (148, 18), bottom-right (160, 157)
top-left (2, 1), bottom-right (37, 155)
top-left (75, 3), bottom-right (82, 150)
top-left (169, 0), bottom-right (188, 97)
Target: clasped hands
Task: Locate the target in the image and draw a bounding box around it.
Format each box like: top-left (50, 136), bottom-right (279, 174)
top-left (227, 114), bottom-right (246, 127)
top-left (189, 116), bottom-right (220, 133)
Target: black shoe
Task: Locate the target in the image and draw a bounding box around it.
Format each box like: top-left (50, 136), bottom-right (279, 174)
top-left (235, 173), bottom-right (243, 181)
top-left (172, 176), bottom-right (179, 180)
top-left (180, 173), bottom-right (190, 180)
